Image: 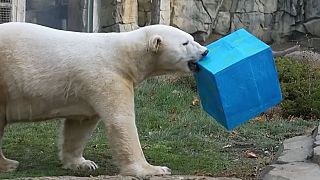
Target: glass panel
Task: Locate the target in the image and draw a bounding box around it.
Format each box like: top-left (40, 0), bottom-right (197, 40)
top-left (25, 0), bottom-right (93, 32)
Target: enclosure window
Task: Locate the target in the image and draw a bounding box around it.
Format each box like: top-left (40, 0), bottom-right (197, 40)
top-left (25, 0), bottom-right (93, 32)
top-left (0, 0), bottom-right (12, 24)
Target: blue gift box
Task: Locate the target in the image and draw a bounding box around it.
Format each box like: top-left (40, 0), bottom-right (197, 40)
top-left (195, 29), bottom-right (282, 130)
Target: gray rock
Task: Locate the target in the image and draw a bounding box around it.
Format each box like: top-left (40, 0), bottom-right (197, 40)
top-left (313, 146), bottom-right (320, 165)
top-left (159, 0), bottom-right (170, 25)
top-left (263, 0), bottom-right (278, 13)
top-left (277, 136), bottom-right (314, 163)
top-left (273, 11), bottom-right (296, 36)
top-left (231, 12), bottom-right (265, 38)
top-left (304, 19), bottom-right (320, 37)
top-left (315, 140), bottom-right (320, 146)
top-left (150, 176), bottom-right (241, 180)
top-left (202, 0), bottom-right (224, 21)
top-left (263, 162), bottom-right (320, 180)
top-left (99, 0), bottom-right (138, 32)
top-left (282, 136), bottom-right (314, 150)
top-left (97, 0), bottom-right (320, 44)
top-left (220, 0), bottom-right (232, 11)
top-left (233, 0), bottom-right (263, 13)
top-left (277, 0), bottom-right (300, 16)
top-left (170, 0), bottom-right (211, 34)
top-left (214, 12), bottom-right (231, 35)
top-left (14, 175), bottom-right (242, 180)
top-left (137, 0), bottom-right (151, 26)
top-left (277, 148), bottom-right (313, 164)
top-left (305, 0), bottom-right (320, 20)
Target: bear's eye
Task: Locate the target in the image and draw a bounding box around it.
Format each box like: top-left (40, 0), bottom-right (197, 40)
top-left (182, 41), bottom-right (189, 46)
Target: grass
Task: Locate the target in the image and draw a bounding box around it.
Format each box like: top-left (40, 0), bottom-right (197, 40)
top-left (0, 76), bottom-right (318, 179)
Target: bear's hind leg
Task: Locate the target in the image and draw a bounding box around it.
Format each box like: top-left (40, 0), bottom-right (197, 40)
top-left (0, 108), bottom-right (19, 172)
top-left (60, 117), bottom-right (100, 171)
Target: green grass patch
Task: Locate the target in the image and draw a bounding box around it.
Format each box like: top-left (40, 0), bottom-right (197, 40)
top-left (0, 77), bottom-right (318, 179)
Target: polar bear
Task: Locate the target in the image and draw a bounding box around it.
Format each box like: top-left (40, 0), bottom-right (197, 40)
top-left (0, 22), bottom-right (208, 176)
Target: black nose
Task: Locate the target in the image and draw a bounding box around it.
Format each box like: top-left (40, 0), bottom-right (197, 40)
top-left (202, 50), bottom-right (209, 57)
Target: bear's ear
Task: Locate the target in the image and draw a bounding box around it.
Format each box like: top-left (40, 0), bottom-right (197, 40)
top-left (149, 35), bottom-right (163, 53)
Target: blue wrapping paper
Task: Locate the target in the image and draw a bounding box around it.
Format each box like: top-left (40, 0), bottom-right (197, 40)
top-left (195, 29), bottom-right (282, 130)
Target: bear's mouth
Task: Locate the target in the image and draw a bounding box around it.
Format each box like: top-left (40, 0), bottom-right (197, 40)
top-left (188, 61), bottom-right (199, 72)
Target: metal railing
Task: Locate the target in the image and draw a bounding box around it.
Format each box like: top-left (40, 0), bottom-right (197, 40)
top-left (0, 0), bottom-right (12, 23)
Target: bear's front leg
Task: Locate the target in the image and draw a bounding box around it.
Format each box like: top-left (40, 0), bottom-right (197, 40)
top-left (90, 79), bottom-right (171, 177)
top-left (105, 114), bottom-right (171, 177)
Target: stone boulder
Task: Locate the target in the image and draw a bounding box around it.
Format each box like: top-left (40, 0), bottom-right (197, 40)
top-left (95, 0), bottom-right (320, 44)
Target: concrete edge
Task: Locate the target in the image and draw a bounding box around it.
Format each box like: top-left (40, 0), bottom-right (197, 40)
top-left (259, 124), bottom-right (319, 179)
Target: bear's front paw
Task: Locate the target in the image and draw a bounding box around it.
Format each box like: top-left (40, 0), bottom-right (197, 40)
top-left (152, 165), bottom-right (171, 175)
top-left (120, 163), bottom-right (171, 177)
top-left (62, 158), bottom-right (98, 171)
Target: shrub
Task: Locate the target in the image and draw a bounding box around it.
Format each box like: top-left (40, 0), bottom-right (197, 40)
top-left (276, 57), bottom-right (320, 119)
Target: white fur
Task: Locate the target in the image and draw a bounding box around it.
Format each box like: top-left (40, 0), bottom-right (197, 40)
top-left (0, 22), bottom-right (207, 176)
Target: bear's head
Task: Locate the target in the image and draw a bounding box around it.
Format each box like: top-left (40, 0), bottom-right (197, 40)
top-left (145, 25), bottom-right (208, 74)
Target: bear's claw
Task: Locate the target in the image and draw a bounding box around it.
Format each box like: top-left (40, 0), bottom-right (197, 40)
top-left (63, 158), bottom-right (98, 171)
top-left (77, 160), bottom-right (98, 171)
top-left (120, 163), bottom-right (171, 177)
top-left (160, 166), bottom-right (171, 174)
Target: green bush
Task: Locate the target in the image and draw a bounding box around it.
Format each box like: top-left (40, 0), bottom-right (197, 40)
top-left (276, 58), bottom-right (320, 119)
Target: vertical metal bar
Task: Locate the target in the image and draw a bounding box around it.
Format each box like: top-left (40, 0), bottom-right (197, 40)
top-left (87, 0), bottom-right (93, 32)
top-left (0, 0), bottom-right (12, 23)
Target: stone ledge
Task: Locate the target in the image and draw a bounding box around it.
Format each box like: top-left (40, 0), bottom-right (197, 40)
top-left (263, 162), bottom-right (320, 180)
top-left (313, 146), bottom-right (320, 165)
top-left (13, 175), bottom-right (241, 180)
top-left (276, 135), bottom-right (314, 164)
top-left (262, 125), bottom-right (320, 179)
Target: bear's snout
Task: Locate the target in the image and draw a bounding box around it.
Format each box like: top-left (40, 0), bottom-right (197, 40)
top-left (202, 50), bottom-right (209, 57)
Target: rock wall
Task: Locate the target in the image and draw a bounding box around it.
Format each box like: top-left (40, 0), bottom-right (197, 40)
top-left (96, 0), bottom-right (320, 44)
